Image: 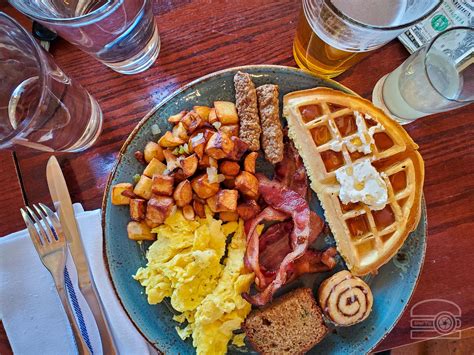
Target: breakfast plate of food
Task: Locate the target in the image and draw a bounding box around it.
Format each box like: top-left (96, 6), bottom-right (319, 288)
top-left (102, 65), bottom-right (426, 354)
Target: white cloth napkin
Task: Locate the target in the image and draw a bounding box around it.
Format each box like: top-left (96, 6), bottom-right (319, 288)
top-left (0, 204), bottom-right (151, 355)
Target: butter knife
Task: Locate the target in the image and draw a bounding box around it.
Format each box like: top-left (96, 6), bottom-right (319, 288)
top-left (46, 156), bottom-right (117, 354)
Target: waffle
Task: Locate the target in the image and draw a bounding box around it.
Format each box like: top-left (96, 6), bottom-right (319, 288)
top-left (283, 88), bottom-right (424, 276)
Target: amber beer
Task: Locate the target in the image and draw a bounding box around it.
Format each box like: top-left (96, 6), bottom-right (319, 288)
top-left (293, 10), bottom-right (368, 78)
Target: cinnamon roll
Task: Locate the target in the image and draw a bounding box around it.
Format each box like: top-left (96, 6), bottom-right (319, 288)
top-left (318, 270), bottom-right (373, 326)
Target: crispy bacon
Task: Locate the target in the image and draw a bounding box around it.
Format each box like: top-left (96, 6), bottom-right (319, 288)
top-left (286, 247), bottom-right (338, 284)
top-left (275, 138), bottom-right (308, 198)
top-left (243, 175), bottom-right (310, 305)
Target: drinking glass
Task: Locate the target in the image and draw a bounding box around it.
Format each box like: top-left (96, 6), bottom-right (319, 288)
top-left (294, 0), bottom-right (441, 78)
top-left (0, 13), bottom-right (103, 152)
top-left (9, 0), bottom-right (160, 75)
top-left (372, 27), bottom-right (473, 124)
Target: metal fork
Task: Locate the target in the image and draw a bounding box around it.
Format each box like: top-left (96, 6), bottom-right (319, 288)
top-left (21, 203), bottom-right (91, 355)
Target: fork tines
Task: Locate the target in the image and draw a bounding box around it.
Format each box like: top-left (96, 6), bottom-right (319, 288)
top-left (21, 203), bottom-right (65, 246)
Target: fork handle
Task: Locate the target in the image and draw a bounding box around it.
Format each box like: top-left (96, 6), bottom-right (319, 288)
top-left (56, 285), bottom-right (92, 355)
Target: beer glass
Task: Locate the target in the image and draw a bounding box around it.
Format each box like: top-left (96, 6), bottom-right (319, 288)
top-left (372, 27), bottom-right (473, 124)
top-left (0, 13), bottom-right (103, 152)
top-left (9, 0), bottom-right (160, 75)
top-left (294, 0), bottom-right (441, 78)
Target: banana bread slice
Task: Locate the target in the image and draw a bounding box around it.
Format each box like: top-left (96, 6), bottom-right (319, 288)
top-left (243, 288), bottom-right (328, 354)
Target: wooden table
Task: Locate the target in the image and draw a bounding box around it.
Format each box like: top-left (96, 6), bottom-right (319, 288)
top-left (1, 2), bottom-right (473, 353)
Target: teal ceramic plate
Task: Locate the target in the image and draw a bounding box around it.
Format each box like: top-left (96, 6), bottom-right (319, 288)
top-left (102, 65), bottom-right (427, 354)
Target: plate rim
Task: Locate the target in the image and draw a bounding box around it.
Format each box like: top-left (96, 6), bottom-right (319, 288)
top-left (101, 64), bottom-right (427, 354)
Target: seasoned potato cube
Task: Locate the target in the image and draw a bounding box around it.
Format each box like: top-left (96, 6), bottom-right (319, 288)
top-left (152, 174), bottom-right (174, 196)
top-left (244, 152), bottom-right (258, 174)
top-left (172, 122), bottom-right (189, 141)
top-left (130, 199), bottom-right (146, 221)
top-left (219, 211), bottom-right (239, 222)
top-left (168, 110), bottom-right (186, 124)
top-left (181, 111), bottom-right (202, 134)
top-left (235, 171), bottom-right (259, 199)
top-left (193, 200), bottom-right (206, 219)
top-left (219, 160), bottom-right (240, 176)
top-left (206, 189), bottom-right (239, 212)
top-left (198, 154), bottom-right (211, 169)
top-left (220, 124), bottom-right (239, 137)
top-left (146, 196), bottom-right (175, 227)
top-left (182, 205), bottom-right (195, 221)
top-left (133, 175), bottom-right (153, 200)
top-left (191, 174), bottom-right (220, 199)
top-left (144, 142), bottom-right (164, 163)
top-left (208, 108), bottom-right (218, 124)
top-left (163, 149), bottom-right (180, 171)
top-left (214, 101), bottom-right (238, 124)
top-left (189, 132), bottom-right (206, 159)
top-left (205, 132), bottom-right (234, 160)
top-left (143, 158), bottom-right (167, 178)
top-left (159, 131), bottom-right (185, 148)
top-left (227, 136), bottom-right (249, 161)
top-left (111, 183), bottom-right (133, 205)
top-left (237, 199), bottom-right (261, 221)
top-left (181, 154), bottom-right (198, 177)
top-left (193, 106), bottom-right (211, 122)
top-left (173, 180), bottom-right (193, 207)
top-left (127, 221), bottom-right (155, 241)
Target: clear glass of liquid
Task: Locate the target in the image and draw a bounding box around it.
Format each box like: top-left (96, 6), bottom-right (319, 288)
top-left (372, 27), bottom-right (473, 124)
top-left (294, 0), bottom-right (441, 77)
top-left (9, 0), bottom-right (160, 75)
top-left (0, 13), bottom-right (103, 152)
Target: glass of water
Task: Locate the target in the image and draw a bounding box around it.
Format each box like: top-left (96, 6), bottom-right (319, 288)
top-left (0, 13), bottom-right (103, 152)
top-left (9, 0), bottom-right (160, 75)
top-left (372, 27), bottom-right (473, 124)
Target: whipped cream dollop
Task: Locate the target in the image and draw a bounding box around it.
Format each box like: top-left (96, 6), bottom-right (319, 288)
top-left (335, 159), bottom-right (388, 211)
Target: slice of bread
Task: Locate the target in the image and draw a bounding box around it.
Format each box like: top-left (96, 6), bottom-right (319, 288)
top-left (243, 288), bottom-right (328, 354)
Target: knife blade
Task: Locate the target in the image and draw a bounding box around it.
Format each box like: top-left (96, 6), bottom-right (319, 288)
top-left (46, 156), bottom-right (117, 354)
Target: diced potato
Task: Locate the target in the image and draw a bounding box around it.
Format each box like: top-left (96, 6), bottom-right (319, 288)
top-left (173, 180), bottom-right (193, 207)
top-left (181, 154), bottom-right (198, 177)
top-left (143, 158), bottom-right (167, 178)
top-left (144, 142), bottom-right (164, 163)
top-left (244, 152), bottom-right (258, 174)
top-left (159, 131), bottom-right (185, 148)
top-left (219, 211), bottom-right (239, 222)
top-left (219, 160), bottom-right (240, 176)
top-left (152, 174), bottom-right (174, 196)
top-left (168, 110), bottom-right (186, 124)
top-left (163, 149), bottom-right (180, 171)
top-left (146, 196), bottom-right (175, 227)
top-left (205, 132), bottom-right (234, 160)
top-left (206, 189), bottom-right (239, 212)
top-left (208, 108), bottom-right (218, 124)
top-left (180, 111), bottom-right (202, 134)
top-left (209, 157), bottom-right (218, 169)
top-left (193, 106), bottom-right (211, 122)
top-left (133, 175), bottom-right (153, 200)
top-left (189, 132), bottom-right (206, 159)
top-left (191, 174), bottom-right (220, 199)
top-left (182, 205), bottom-right (195, 221)
top-left (199, 154), bottom-right (211, 169)
top-left (193, 200), bottom-right (206, 219)
top-left (227, 136), bottom-right (249, 161)
top-left (111, 183), bottom-right (133, 205)
top-left (235, 171), bottom-right (259, 199)
top-left (172, 122), bottom-right (189, 141)
top-left (127, 221), bottom-right (155, 241)
top-left (214, 101), bottom-right (238, 125)
top-left (237, 199), bottom-right (261, 221)
top-left (130, 199), bottom-right (146, 221)
top-left (220, 124), bottom-right (239, 137)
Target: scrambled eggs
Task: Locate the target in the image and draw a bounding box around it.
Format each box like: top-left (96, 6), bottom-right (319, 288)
top-left (134, 209), bottom-right (254, 355)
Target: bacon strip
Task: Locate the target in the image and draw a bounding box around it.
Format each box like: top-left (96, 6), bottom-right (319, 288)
top-left (286, 247), bottom-right (338, 284)
top-left (275, 138), bottom-right (308, 198)
top-left (243, 175), bottom-right (311, 305)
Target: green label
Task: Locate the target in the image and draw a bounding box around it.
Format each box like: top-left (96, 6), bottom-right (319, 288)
top-left (431, 14), bottom-right (449, 31)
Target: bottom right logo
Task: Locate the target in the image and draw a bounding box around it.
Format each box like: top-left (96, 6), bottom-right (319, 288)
top-left (410, 299), bottom-right (462, 340)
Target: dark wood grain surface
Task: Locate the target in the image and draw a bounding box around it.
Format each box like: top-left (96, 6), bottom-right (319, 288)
top-left (1, 1), bottom-right (473, 353)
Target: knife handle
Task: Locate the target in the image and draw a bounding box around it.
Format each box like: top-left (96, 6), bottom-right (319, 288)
top-left (81, 282), bottom-right (118, 354)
